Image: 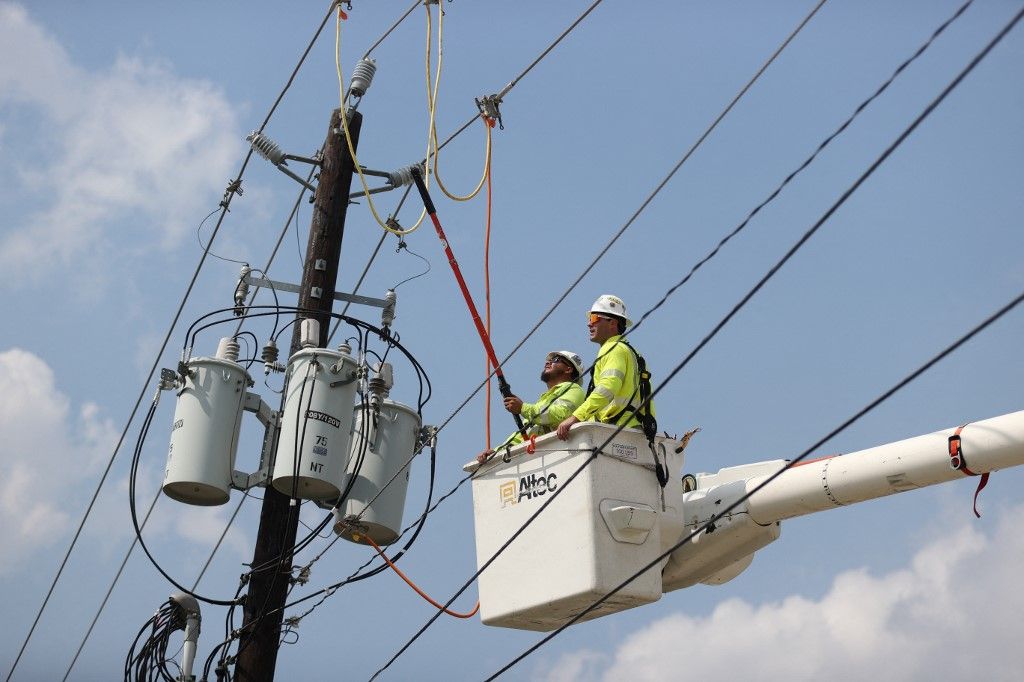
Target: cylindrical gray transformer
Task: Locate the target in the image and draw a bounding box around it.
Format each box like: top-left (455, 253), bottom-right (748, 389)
top-left (163, 357), bottom-right (251, 506)
top-left (339, 400), bottom-right (421, 545)
top-left (272, 347), bottom-right (358, 500)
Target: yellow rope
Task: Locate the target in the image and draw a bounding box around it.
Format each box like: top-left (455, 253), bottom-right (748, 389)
top-left (426, 3), bottom-right (491, 202)
top-left (335, 6), bottom-right (424, 236)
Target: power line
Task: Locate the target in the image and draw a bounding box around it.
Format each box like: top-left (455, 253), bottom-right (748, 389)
top-left (60, 489), bottom-right (161, 681)
top-left (60, 166), bottom-right (325, 674)
top-left (486, 287), bottom-right (1024, 679)
top-left (369, 6), bottom-right (1021, 673)
top-left (431, 0), bottom-right (829, 435)
top-left (245, 0), bottom-right (833, 637)
top-left (4, 6), bottom-right (341, 679)
top-left (361, 0), bottom-right (420, 60)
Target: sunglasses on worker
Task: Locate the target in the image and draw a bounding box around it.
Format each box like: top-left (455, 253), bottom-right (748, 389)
top-left (588, 313), bottom-right (616, 325)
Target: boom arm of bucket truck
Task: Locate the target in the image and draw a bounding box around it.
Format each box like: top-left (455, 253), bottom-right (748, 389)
top-left (465, 410), bottom-right (1024, 630)
top-left (663, 410), bottom-right (1024, 592)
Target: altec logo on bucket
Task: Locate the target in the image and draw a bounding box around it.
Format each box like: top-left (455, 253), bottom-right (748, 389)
top-left (499, 472), bottom-right (558, 507)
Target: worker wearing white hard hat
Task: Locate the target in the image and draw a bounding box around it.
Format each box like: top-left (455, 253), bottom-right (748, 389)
top-left (556, 295), bottom-right (655, 440)
top-left (477, 350), bottom-right (586, 463)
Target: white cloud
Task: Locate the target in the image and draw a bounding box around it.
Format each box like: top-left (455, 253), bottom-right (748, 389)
top-left (0, 2), bottom-right (241, 288)
top-left (541, 506), bottom-right (1024, 681)
top-left (0, 347), bottom-right (249, 578)
top-left (0, 348), bottom-right (118, 575)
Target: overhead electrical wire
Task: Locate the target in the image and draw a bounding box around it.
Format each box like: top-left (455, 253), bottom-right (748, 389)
top-left (62, 109), bottom-right (325, 682)
top-left (369, 4), bottom-right (1017, 673)
top-left (4, 1), bottom-right (340, 671)
top-left (145, 0), bottom-right (985, 666)
top-left (53, 0), bottom-right (973, 674)
top-left (193, 0), bottom-right (831, 642)
top-left (206, 0), bottom-right (870, 648)
top-left (61, 490), bottom-right (162, 681)
top-left (56, 2), bottom-right (440, 676)
top-left (361, 0), bottom-right (420, 60)
top-left (487, 286), bottom-right (1024, 678)
top-left (429, 0), bottom-right (829, 438)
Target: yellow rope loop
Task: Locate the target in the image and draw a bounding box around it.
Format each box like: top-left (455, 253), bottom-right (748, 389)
top-left (426, 1), bottom-right (492, 202)
top-left (336, 6), bottom-right (424, 236)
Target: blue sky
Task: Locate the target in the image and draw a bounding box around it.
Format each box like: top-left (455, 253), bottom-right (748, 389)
top-left (1, 1), bottom-right (1023, 679)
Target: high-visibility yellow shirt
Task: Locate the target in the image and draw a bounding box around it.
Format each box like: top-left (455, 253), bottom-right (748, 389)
top-left (499, 381), bottom-right (585, 447)
top-left (572, 335), bottom-right (654, 428)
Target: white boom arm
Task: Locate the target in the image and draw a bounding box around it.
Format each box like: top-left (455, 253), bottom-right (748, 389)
top-left (663, 410), bottom-right (1024, 592)
top-left (745, 410), bottom-right (1024, 524)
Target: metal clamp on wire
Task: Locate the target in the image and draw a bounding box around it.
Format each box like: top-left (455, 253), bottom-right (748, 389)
top-left (475, 94), bottom-right (504, 130)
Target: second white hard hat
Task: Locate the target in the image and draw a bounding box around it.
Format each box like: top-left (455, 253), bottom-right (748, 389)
top-left (590, 294), bottom-right (632, 327)
top-left (547, 350), bottom-right (585, 380)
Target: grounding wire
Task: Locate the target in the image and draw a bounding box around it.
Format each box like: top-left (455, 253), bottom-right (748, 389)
top-left (428, 0), bottom-right (829, 439)
top-left (487, 285), bottom-right (1024, 678)
top-left (5, 5), bottom-right (340, 677)
top-left (369, 6), bottom-right (1017, 671)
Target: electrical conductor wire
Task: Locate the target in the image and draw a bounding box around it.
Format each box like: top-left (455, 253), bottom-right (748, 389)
top-left (487, 284), bottom-right (1024, 678)
top-left (6, 6), bottom-right (342, 678)
top-left (429, 0), bottom-right (830, 438)
top-left (369, 4), bottom-right (1018, 673)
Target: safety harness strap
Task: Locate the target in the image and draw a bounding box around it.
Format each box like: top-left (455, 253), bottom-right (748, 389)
top-left (948, 423), bottom-right (990, 518)
top-left (603, 341), bottom-right (666, 487)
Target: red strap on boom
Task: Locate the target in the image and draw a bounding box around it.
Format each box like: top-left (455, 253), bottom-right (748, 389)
top-left (948, 423), bottom-right (990, 518)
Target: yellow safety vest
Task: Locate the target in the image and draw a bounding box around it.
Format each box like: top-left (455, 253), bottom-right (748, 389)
top-left (573, 335), bottom-right (655, 428)
top-left (499, 381), bottom-right (585, 447)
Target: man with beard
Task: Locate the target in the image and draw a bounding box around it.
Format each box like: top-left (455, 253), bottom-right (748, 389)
top-left (477, 350), bottom-right (585, 463)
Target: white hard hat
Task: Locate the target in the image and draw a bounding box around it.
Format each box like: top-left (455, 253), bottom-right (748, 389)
top-left (547, 350), bottom-right (585, 380)
top-left (590, 294), bottom-right (632, 327)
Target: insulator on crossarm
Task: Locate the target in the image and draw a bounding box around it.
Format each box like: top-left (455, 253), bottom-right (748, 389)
top-left (387, 165), bottom-right (419, 188)
top-left (349, 58), bottom-right (377, 98)
top-left (246, 131), bottom-right (286, 166)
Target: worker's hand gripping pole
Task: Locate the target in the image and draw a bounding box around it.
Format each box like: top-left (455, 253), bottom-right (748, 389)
top-left (410, 168), bottom-right (528, 439)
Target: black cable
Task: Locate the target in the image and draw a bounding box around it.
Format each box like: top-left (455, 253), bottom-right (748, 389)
top-left (369, 7), bottom-right (1022, 671)
top-left (6, 6), bottom-right (341, 676)
top-left (255, 436), bottom-right (442, 626)
top-left (409, 0), bottom-right (978, 489)
top-left (63, 488), bottom-right (163, 681)
top-left (629, 0), bottom-right (976, 338)
top-left (361, 0), bottom-right (420, 60)
top-left (427, 0), bottom-right (830, 439)
top-left (488, 285), bottom-right (1024, 679)
top-left (128, 399), bottom-right (242, 606)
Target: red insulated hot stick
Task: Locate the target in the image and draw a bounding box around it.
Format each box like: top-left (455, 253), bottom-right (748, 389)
top-left (410, 168), bottom-right (528, 439)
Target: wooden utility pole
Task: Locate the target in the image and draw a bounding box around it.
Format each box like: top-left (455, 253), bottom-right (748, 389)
top-left (235, 107), bottom-right (362, 680)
